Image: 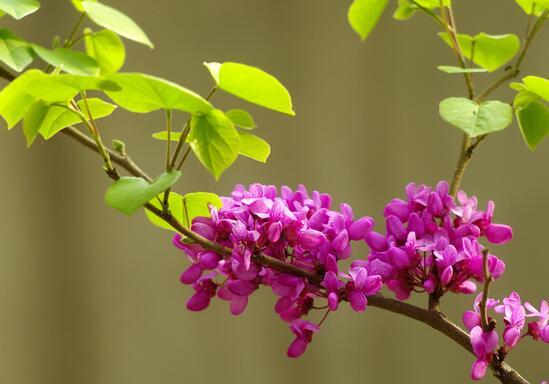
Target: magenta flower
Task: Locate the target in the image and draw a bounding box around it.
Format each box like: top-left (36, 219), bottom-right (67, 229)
top-left (287, 320), bottom-right (320, 358)
top-left (494, 292), bottom-right (526, 348)
top-left (345, 267), bottom-right (383, 312)
top-left (525, 299), bottom-right (549, 343)
top-left (469, 325), bottom-right (499, 380)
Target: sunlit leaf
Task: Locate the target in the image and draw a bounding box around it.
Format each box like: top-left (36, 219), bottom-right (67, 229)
top-left (225, 109), bottom-right (256, 129)
top-left (105, 73), bottom-right (213, 114)
top-left (439, 97), bottom-right (513, 137)
top-left (204, 62), bottom-right (294, 115)
top-left (0, 0), bottom-right (40, 20)
top-left (25, 72), bottom-right (120, 103)
top-left (0, 29), bottom-right (34, 72)
top-left (105, 171), bottom-right (181, 215)
top-left (0, 69), bottom-right (40, 128)
top-left (81, 1), bottom-right (153, 48)
top-left (437, 65), bottom-right (487, 74)
top-left (188, 109), bottom-right (240, 180)
top-left (84, 28), bottom-right (125, 74)
top-left (439, 33), bottom-right (520, 72)
top-left (515, 0), bottom-right (548, 16)
top-left (517, 101), bottom-right (549, 150)
top-left (522, 76), bottom-right (549, 102)
top-left (32, 45), bottom-right (100, 76)
top-left (152, 131), bottom-right (182, 142)
top-left (348, 0), bottom-right (389, 41)
top-left (238, 131), bottom-right (270, 162)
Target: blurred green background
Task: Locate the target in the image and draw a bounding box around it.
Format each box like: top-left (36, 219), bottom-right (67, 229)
top-left (1, 1), bottom-right (548, 383)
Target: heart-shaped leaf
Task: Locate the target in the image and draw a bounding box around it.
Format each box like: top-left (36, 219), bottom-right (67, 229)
top-left (517, 101), bottom-right (549, 150)
top-left (439, 97), bottom-right (513, 137)
top-left (439, 33), bottom-right (520, 72)
top-left (204, 62), bottom-right (294, 115)
top-left (33, 45), bottom-right (100, 76)
top-left (225, 109), bottom-right (256, 129)
top-left (0, 69), bottom-right (40, 128)
top-left (347, 0), bottom-right (389, 41)
top-left (84, 28), bottom-right (125, 74)
top-left (105, 73), bottom-right (212, 114)
top-left (0, 0), bottom-right (40, 19)
top-left (0, 28), bottom-right (34, 72)
top-left (188, 109), bottom-right (240, 180)
top-left (81, 1), bottom-right (153, 48)
top-left (105, 171), bottom-right (181, 215)
top-left (238, 131), bottom-right (270, 163)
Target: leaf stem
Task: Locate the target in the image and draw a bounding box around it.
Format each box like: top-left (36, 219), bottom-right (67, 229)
top-left (479, 249), bottom-right (493, 331)
top-left (64, 13), bottom-right (87, 48)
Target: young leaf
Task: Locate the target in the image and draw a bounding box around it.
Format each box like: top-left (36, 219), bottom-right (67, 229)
top-left (0, 0), bottom-right (40, 20)
top-left (81, 1), bottom-right (153, 48)
top-left (25, 72), bottom-right (120, 103)
top-left (71, 0), bottom-right (95, 12)
top-left (225, 109), bottom-right (256, 129)
top-left (152, 131), bottom-right (182, 142)
top-left (439, 97), bottom-right (513, 137)
top-left (22, 99), bottom-right (48, 147)
top-left (347, 0), bottom-right (389, 41)
top-left (514, 90), bottom-right (540, 109)
top-left (188, 109), bottom-right (240, 180)
top-left (522, 76), bottom-right (549, 102)
top-left (439, 33), bottom-right (520, 72)
top-left (32, 45), bottom-right (100, 76)
top-left (393, 0), bottom-right (452, 20)
top-left (105, 171), bottom-right (181, 215)
top-left (517, 101), bottom-right (549, 150)
top-left (0, 69), bottom-right (41, 128)
top-left (145, 192), bottom-right (184, 231)
top-left (238, 131), bottom-right (270, 163)
top-left (437, 65), bottom-right (487, 74)
top-left (204, 62), bottom-right (294, 116)
top-left (515, 0), bottom-right (548, 16)
top-left (84, 29), bottom-right (125, 74)
top-left (105, 73), bottom-right (213, 114)
top-left (0, 29), bottom-right (34, 72)
top-left (42, 98), bottom-right (116, 139)
top-left (180, 192), bottom-right (222, 228)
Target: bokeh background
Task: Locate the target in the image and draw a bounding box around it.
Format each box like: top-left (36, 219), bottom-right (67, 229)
top-left (1, 1), bottom-right (548, 383)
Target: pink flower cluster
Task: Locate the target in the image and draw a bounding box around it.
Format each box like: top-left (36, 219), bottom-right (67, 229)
top-left (463, 292), bottom-right (549, 380)
top-left (173, 183), bottom-right (382, 357)
top-left (362, 181), bottom-right (512, 301)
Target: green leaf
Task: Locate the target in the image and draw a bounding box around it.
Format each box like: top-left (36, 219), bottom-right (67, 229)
top-left (188, 109), bottom-right (240, 180)
top-left (71, 0), bottom-right (95, 12)
top-left (238, 131), bottom-right (270, 163)
top-left (517, 101), bottom-right (549, 150)
top-left (514, 90), bottom-right (540, 109)
top-left (180, 192), bottom-right (222, 228)
top-left (145, 192), bottom-right (184, 231)
top-left (43, 98), bottom-right (116, 139)
top-left (393, 0), bottom-right (451, 20)
top-left (32, 45), bottom-right (99, 76)
top-left (25, 72), bottom-right (120, 103)
top-left (0, 69), bottom-right (40, 128)
top-left (439, 33), bottom-right (520, 72)
top-left (105, 171), bottom-right (181, 215)
top-left (204, 62), bottom-right (294, 116)
top-left (81, 1), bottom-right (153, 48)
top-left (145, 191), bottom-right (222, 231)
top-left (84, 28), bottom-right (125, 74)
top-left (22, 98), bottom-right (116, 146)
top-left (151, 131), bottom-right (182, 142)
top-left (522, 76), bottom-right (549, 102)
top-left (22, 99), bottom-right (48, 147)
top-left (515, 0), bottom-right (548, 16)
top-left (348, 0), bottom-right (389, 41)
top-left (0, 29), bottom-right (34, 72)
top-left (225, 109), bottom-right (256, 129)
top-left (105, 73), bottom-right (213, 114)
top-left (0, 0), bottom-right (40, 19)
top-left (439, 97), bottom-right (513, 137)
top-left (437, 65), bottom-right (488, 74)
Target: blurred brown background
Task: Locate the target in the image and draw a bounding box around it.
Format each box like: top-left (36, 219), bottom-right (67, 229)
top-left (1, 1), bottom-right (548, 383)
